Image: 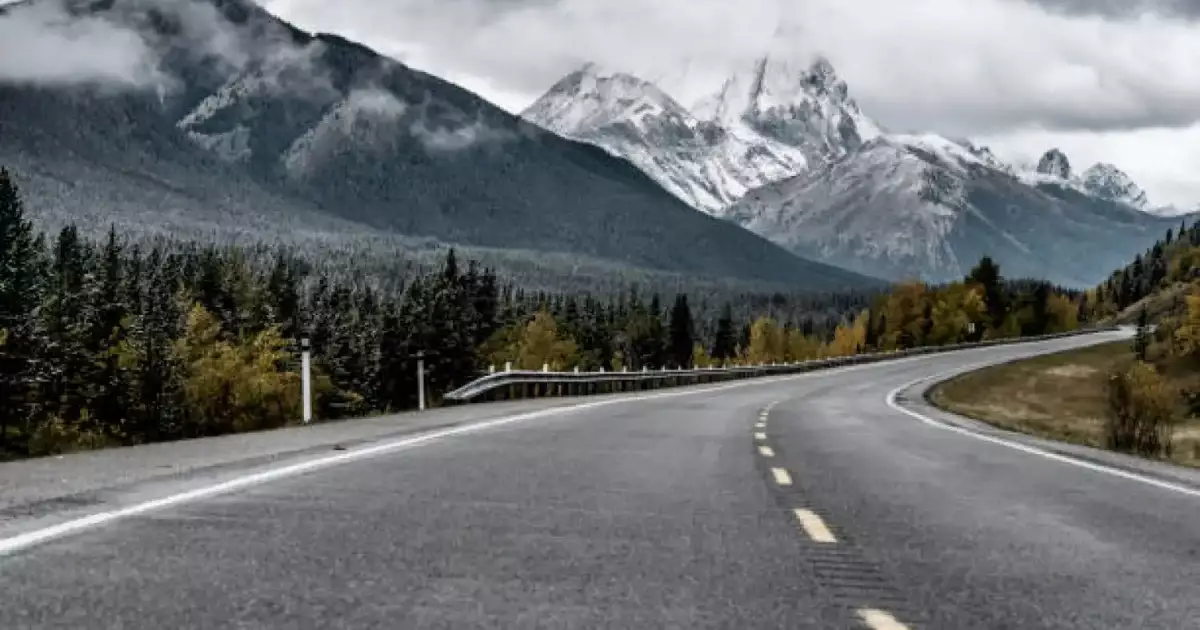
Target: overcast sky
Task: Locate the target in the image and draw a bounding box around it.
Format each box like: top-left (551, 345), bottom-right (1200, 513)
top-left (257, 0), bottom-right (1200, 208)
top-left (3, 0), bottom-right (1184, 207)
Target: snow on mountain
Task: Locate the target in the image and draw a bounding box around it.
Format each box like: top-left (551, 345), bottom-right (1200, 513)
top-left (522, 53), bottom-right (884, 215)
top-left (1017, 149), bottom-right (1169, 214)
top-left (728, 137), bottom-right (966, 281)
top-left (727, 136), bottom-right (1189, 287)
top-left (692, 55), bottom-right (883, 166)
top-left (1080, 163), bottom-right (1149, 211)
top-left (522, 63), bottom-right (810, 214)
top-left (1036, 148), bottom-right (1072, 179)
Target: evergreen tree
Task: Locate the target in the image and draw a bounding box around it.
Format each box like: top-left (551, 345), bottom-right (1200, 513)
top-left (88, 226), bottom-right (132, 438)
top-left (126, 246), bottom-right (186, 442)
top-left (966, 256), bottom-right (1006, 331)
top-left (667, 294), bottom-right (695, 368)
top-left (1134, 307), bottom-right (1150, 361)
top-left (0, 169), bottom-right (45, 454)
top-left (712, 302), bottom-right (736, 360)
top-left (42, 225), bottom-right (92, 422)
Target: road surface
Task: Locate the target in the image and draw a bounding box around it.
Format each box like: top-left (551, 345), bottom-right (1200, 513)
top-left (3, 330), bottom-right (1199, 629)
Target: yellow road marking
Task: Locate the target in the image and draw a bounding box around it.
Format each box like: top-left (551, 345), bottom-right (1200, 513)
top-left (793, 508), bottom-right (837, 543)
top-left (857, 608), bottom-right (909, 630)
top-left (758, 445), bottom-right (775, 457)
top-left (771, 467), bottom-right (792, 486)
top-left (754, 432), bottom-right (767, 441)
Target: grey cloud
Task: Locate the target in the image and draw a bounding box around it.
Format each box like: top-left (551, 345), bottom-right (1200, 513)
top-left (0, 0), bottom-right (332, 96)
top-left (0, 0), bottom-right (167, 88)
top-left (1029, 0), bottom-right (1200, 20)
top-left (264, 0), bottom-right (1200, 138)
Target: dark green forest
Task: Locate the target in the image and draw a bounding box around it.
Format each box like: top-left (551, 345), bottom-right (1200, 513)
top-left (0, 167), bottom-right (1096, 459)
top-left (0, 168), bottom-right (877, 458)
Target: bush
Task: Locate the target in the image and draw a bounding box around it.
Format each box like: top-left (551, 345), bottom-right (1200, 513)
top-left (1106, 361), bottom-right (1179, 458)
top-left (26, 412), bottom-right (113, 457)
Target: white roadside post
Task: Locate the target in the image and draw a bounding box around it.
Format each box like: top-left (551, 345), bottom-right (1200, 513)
top-left (301, 338), bottom-right (312, 425)
top-left (417, 351), bottom-right (426, 411)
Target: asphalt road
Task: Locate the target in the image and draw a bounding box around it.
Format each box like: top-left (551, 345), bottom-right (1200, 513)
top-left (3, 330), bottom-right (1199, 629)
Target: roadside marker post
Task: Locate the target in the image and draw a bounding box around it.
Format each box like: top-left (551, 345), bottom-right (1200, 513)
top-left (417, 351), bottom-right (426, 411)
top-left (301, 338), bottom-right (312, 424)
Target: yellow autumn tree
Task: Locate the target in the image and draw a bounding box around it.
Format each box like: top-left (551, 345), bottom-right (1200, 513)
top-left (928, 283), bottom-right (986, 345)
top-left (828, 310), bottom-right (869, 356)
top-left (881, 281), bottom-right (929, 350)
top-left (174, 304), bottom-right (303, 436)
top-left (691, 343), bottom-right (715, 368)
top-left (1044, 293), bottom-right (1080, 333)
top-left (515, 310), bottom-right (578, 371)
top-left (785, 328), bottom-right (823, 361)
top-left (1173, 288), bottom-right (1200, 358)
top-left (747, 316), bottom-right (784, 364)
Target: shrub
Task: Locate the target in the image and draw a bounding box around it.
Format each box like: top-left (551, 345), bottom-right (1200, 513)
top-left (1105, 361), bottom-right (1179, 458)
top-left (26, 412), bottom-right (113, 457)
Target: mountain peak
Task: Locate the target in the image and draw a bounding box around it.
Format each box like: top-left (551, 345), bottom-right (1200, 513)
top-left (690, 54), bottom-right (881, 166)
top-left (1035, 148), bottom-right (1071, 179)
top-left (799, 56), bottom-right (845, 99)
top-left (522, 63), bottom-right (688, 136)
top-left (1081, 162), bottom-right (1149, 210)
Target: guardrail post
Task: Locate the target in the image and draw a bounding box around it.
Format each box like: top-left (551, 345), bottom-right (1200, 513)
top-left (505, 361), bottom-right (512, 372)
top-left (488, 364), bottom-right (495, 374)
top-left (543, 363), bottom-right (550, 373)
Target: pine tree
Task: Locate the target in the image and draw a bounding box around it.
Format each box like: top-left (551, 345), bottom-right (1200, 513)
top-left (126, 246), bottom-right (186, 442)
top-left (712, 302), bottom-right (736, 360)
top-left (42, 225), bottom-right (93, 423)
top-left (0, 169), bottom-right (45, 454)
top-left (88, 226), bottom-right (132, 439)
top-left (966, 256), bottom-right (1006, 331)
top-left (1134, 307), bottom-right (1150, 361)
top-left (667, 294), bottom-right (695, 368)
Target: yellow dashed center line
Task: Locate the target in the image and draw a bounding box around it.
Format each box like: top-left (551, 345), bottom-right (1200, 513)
top-left (793, 508), bottom-right (837, 544)
top-left (758, 445), bottom-right (775, 457)
top-left (857, 608), bottom-right (909, 630)
top-left (754, 432), bottom-right (767, 441)
top-left (771, 467), bottom-right (792, 486)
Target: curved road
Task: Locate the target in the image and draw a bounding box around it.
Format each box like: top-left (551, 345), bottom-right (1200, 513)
top-left (3, 330), bottom-right (1199, 629)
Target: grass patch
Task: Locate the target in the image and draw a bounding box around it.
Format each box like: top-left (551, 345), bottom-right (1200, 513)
top-left (929, 341), bottom-right (1200, 467)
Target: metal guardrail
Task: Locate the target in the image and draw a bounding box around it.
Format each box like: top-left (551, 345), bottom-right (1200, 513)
top-left (443, 327), bottom-right (1122, 403)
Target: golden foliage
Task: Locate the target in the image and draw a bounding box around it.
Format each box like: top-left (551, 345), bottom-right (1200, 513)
top-left (515, 310), bottom-right (578, 371)
top-left (174, 303), bottom-right (302, 435)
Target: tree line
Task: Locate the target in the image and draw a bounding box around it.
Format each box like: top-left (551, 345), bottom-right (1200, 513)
top-left (0, 167), bottom-right (1083, 459)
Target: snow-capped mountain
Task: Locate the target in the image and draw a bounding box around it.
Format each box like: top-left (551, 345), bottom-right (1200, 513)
top-left (729, 136), bottom-right (1191, 286)
top-left (1080, 163), bottom-right (1149, 210)
top-left (522, 48), bottom-right (1195, 286)
top-left (522, 54), bottom-right (878, 215)
top-left (521, 64), bottom-right (808, 213)
top-left (691, 55), bottom-right (884, 163)
top-left (1016, 149), bottom-right (1194, 216)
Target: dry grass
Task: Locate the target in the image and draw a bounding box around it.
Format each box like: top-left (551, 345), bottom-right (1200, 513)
top-left (930, 341), bottom-right (1200, 468)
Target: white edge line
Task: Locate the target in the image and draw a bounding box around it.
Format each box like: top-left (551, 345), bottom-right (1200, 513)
top-left (886, 369), bottom-right (1200, 500)
top-left (0, 352), bottom-right (941, 557)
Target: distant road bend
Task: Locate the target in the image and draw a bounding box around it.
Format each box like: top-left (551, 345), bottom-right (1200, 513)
top-left (3, 329), bottom-right (1199, 629)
